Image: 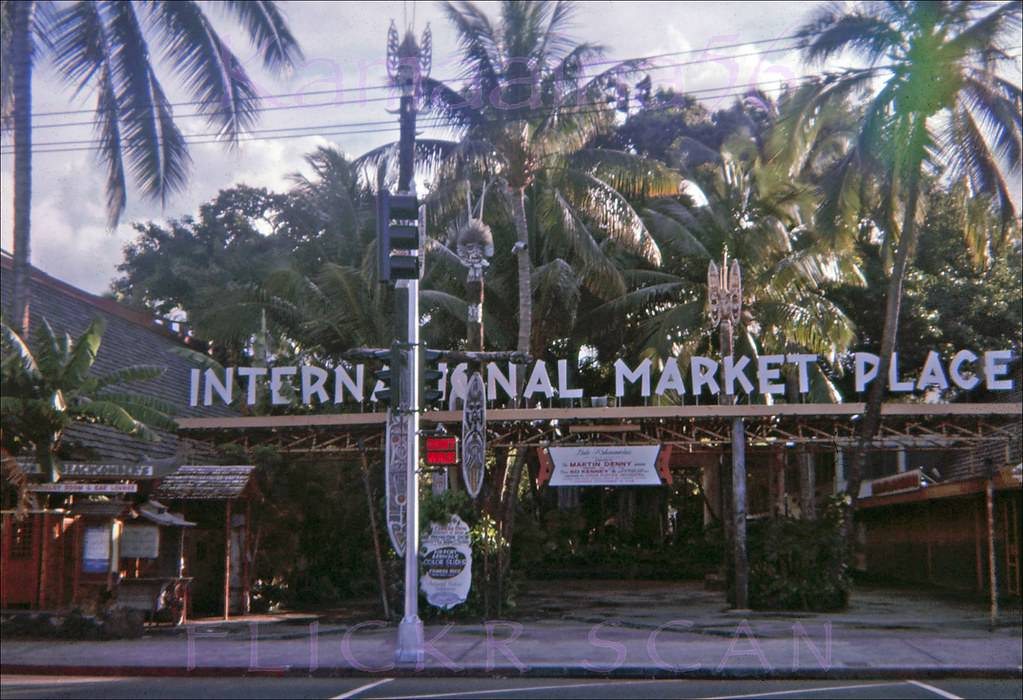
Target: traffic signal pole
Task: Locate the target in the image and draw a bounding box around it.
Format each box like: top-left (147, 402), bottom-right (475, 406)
top-left (391, 23), bottom-right (425, 666)
top-left (396, 274), bottom-right (423, 663)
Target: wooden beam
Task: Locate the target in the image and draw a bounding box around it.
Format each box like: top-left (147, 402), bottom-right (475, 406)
top-left (568, 424), bottom-right (641, 433)
top-left (177, 402), bottom-right (1022, 432)
top-left (224, 499), bottom-right (232, 621)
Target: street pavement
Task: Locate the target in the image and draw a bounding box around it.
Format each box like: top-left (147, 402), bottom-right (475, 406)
top-left (1, 581), bottom-right (1020, 680)
top-left (1, 675), bottom-right (1022, 699)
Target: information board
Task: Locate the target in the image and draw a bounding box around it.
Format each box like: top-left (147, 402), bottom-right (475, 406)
top-left (548, 445), bottom-right (662, 486)
top-left (420, 514), bottom-right (472, 609)
top-left (120, 525), bottom-right (160, 559)
top-left (82, 526), bottom-right (111, 573)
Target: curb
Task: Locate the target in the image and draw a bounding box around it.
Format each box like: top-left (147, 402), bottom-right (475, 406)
top-left (4, 664), bottom-right (1022, 680)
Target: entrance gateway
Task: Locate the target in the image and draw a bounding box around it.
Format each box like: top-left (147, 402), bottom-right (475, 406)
top-left (178, 394), bottom-right (1022, 618)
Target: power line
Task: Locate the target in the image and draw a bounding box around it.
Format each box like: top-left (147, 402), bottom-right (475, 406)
top-left (1, 77), bottom-right (833, 157)
top-left (25, 33), bottom-right (810, 121)
top-left (19, 40), bottom-right (1019, 133)
top-left (5, 49), bottom-right (1020, 157)
top-left (10, 74), bottom-right (813, 151)
top-left (21, 40), bottom-right (813, 130)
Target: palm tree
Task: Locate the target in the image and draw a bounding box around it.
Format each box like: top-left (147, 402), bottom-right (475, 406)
top-left (1, 1), bottom-right (301, 335)
top-left (360, 0), bottom-right (680, 357)
top-left (594, 139), bottom-right (860, 401)
top-left (1, 316), bottom-right (176, 483)
top-left (794, 0), bottom-right (1021, 500)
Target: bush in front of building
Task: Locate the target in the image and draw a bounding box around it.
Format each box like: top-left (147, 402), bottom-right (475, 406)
top-left (747, 496), bottom-right (852, 611)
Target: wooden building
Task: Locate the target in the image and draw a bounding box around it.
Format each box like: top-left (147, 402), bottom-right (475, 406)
top-left (1, 255), bottom-right (252, 619)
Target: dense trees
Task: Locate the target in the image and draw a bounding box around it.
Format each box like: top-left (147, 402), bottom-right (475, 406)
top-left (69, 0), bottom-right (1023, 607)
top-left (793, 0), bottom-right (1021, 499)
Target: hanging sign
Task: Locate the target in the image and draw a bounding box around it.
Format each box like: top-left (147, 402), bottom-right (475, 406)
top-left (30, 482), bottom-right (137, 494)
top-left (19, 462), bottom-right (157, 479)
top-left (461, 371), bottom-right (487, 498)
top-left (420, 514), bottom-right (472, 610)
top-left (548, 445), bottom-right (663, 486)
top-left (385, 409), bottom-right (408, 555)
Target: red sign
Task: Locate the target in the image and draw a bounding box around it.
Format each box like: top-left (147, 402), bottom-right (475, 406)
top-left (425, 436), bottom-right (458, 466)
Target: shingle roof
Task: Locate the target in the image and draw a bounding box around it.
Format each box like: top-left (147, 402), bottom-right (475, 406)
top-left (153, 465), bottom-right (256, 500)
top-left (1, 254), bottom-right (234, 464)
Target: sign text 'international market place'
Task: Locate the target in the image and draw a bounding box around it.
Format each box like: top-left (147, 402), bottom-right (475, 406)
top-left (189, 350), bottom-right (1016, 408)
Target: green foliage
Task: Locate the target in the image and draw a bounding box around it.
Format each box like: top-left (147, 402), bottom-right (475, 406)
top-left (1, 316), bottom-right (175, 481)
top-left (747, 496), bottom-right (852, 611)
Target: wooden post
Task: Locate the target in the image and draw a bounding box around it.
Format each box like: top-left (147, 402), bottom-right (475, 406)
top-left (224, 499), bottom-right (232, 621)
top-left (974, 498), bottom-right (984, 593)
top-left (1, 514), bottom-right (10, 608)
top-left (72, 518), bottom-right (81, 606)
top-left (359, 450), bottom-right (390, 619)
top-left (244, 499), bottom-right (252, 614)
top-left (178, 528), bottom-right (187, 624)
top-left (925, 502), bottom-right (933, 583)
top-left (985, 479), bottom-right (998, 628)
top-left (31, 514), bottom-right (42, 609)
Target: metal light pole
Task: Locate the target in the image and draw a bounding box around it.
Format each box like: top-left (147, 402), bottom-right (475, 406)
top-left (388, 19), bottom-right (431, 665)
top-left (708, 253), bottom-right (749, 610)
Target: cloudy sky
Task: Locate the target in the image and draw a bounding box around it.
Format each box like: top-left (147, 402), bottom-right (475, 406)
top-left (0, 1), bottom-right (869, 294)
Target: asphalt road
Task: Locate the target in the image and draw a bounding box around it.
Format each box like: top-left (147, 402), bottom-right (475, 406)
top-left (1, 676), bottom-right (1021, 700)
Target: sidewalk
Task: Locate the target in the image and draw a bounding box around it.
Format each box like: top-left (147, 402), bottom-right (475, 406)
top-left (2, 581), bottom-right (1021, 679)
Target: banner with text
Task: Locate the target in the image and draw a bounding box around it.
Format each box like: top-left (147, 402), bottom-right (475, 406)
top-left (548, 445), bottom-right (663, 486)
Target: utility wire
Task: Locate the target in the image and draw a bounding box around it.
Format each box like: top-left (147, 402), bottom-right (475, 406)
top-left (5, 49), bottom-right (1020, 156)
top-left (10, 74), bottom-right (819, 151)
top-left (2, 75), bottom-right (834, 156)
top-left (19, 41), bottom-right (1019, 133)
top-left (25, 33), bottom-right (810, 120)
top-left (22, 41), bottom-right (808, 131)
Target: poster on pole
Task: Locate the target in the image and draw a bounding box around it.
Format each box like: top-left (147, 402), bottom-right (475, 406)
top-left (420, 514), bottom-right (472, 610)
top-left (385, 408), bottom-right (408, 555)
top-left (461, 371), bottom-right (486, 498)
top-left (548, 445), bottom-right (663, 486)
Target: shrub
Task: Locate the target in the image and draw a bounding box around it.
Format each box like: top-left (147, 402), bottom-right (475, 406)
top-left (747, 496), bottom-right (852, 611)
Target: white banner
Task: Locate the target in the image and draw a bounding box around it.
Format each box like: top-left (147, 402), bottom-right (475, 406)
top-left (548, 445), bottom-right (662, 486)
top-left (420, 514), bottom-right (472, 610)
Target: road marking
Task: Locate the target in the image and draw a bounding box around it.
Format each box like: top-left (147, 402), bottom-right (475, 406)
top-left (382, 679), bottom-right (664, 699)
top-left (331, 677), bottom-right (394, 699)
top-left (703, 681), bottom-right (910, 699)
top-left (906, 680), bottom-right (963, 700)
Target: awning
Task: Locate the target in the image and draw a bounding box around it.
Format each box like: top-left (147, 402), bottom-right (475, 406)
top-left (153, 465), bottom-right (256, 500)
top-left (135, 499), bottom-right (195, 527)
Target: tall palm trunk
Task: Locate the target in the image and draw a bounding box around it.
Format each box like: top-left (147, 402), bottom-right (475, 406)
top-left (500, 184), bottom-right (532, 574)
top-left (849, 158), bottom-right (925, 505)
top-left (508, 185), bottom-right (532, 355)
top-left (11, 1), bottom-right (34, 336)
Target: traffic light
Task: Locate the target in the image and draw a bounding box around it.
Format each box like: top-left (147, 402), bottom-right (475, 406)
top-left (373, 344), bottom-right (407, 409)
top-left (420, 347), bottom-right (444, 407)
top-left (377, 191), bottom-right (422, 282)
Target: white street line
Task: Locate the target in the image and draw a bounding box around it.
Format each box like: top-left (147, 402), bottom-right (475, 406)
top-left (331, 677), bottom-right (394, 699)
top-left (906, 680), bottom-right (964, 700)
top-left (703, 681), bottom-right (910, 699)
top-left (381, 679), bottom-right (664, 699)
